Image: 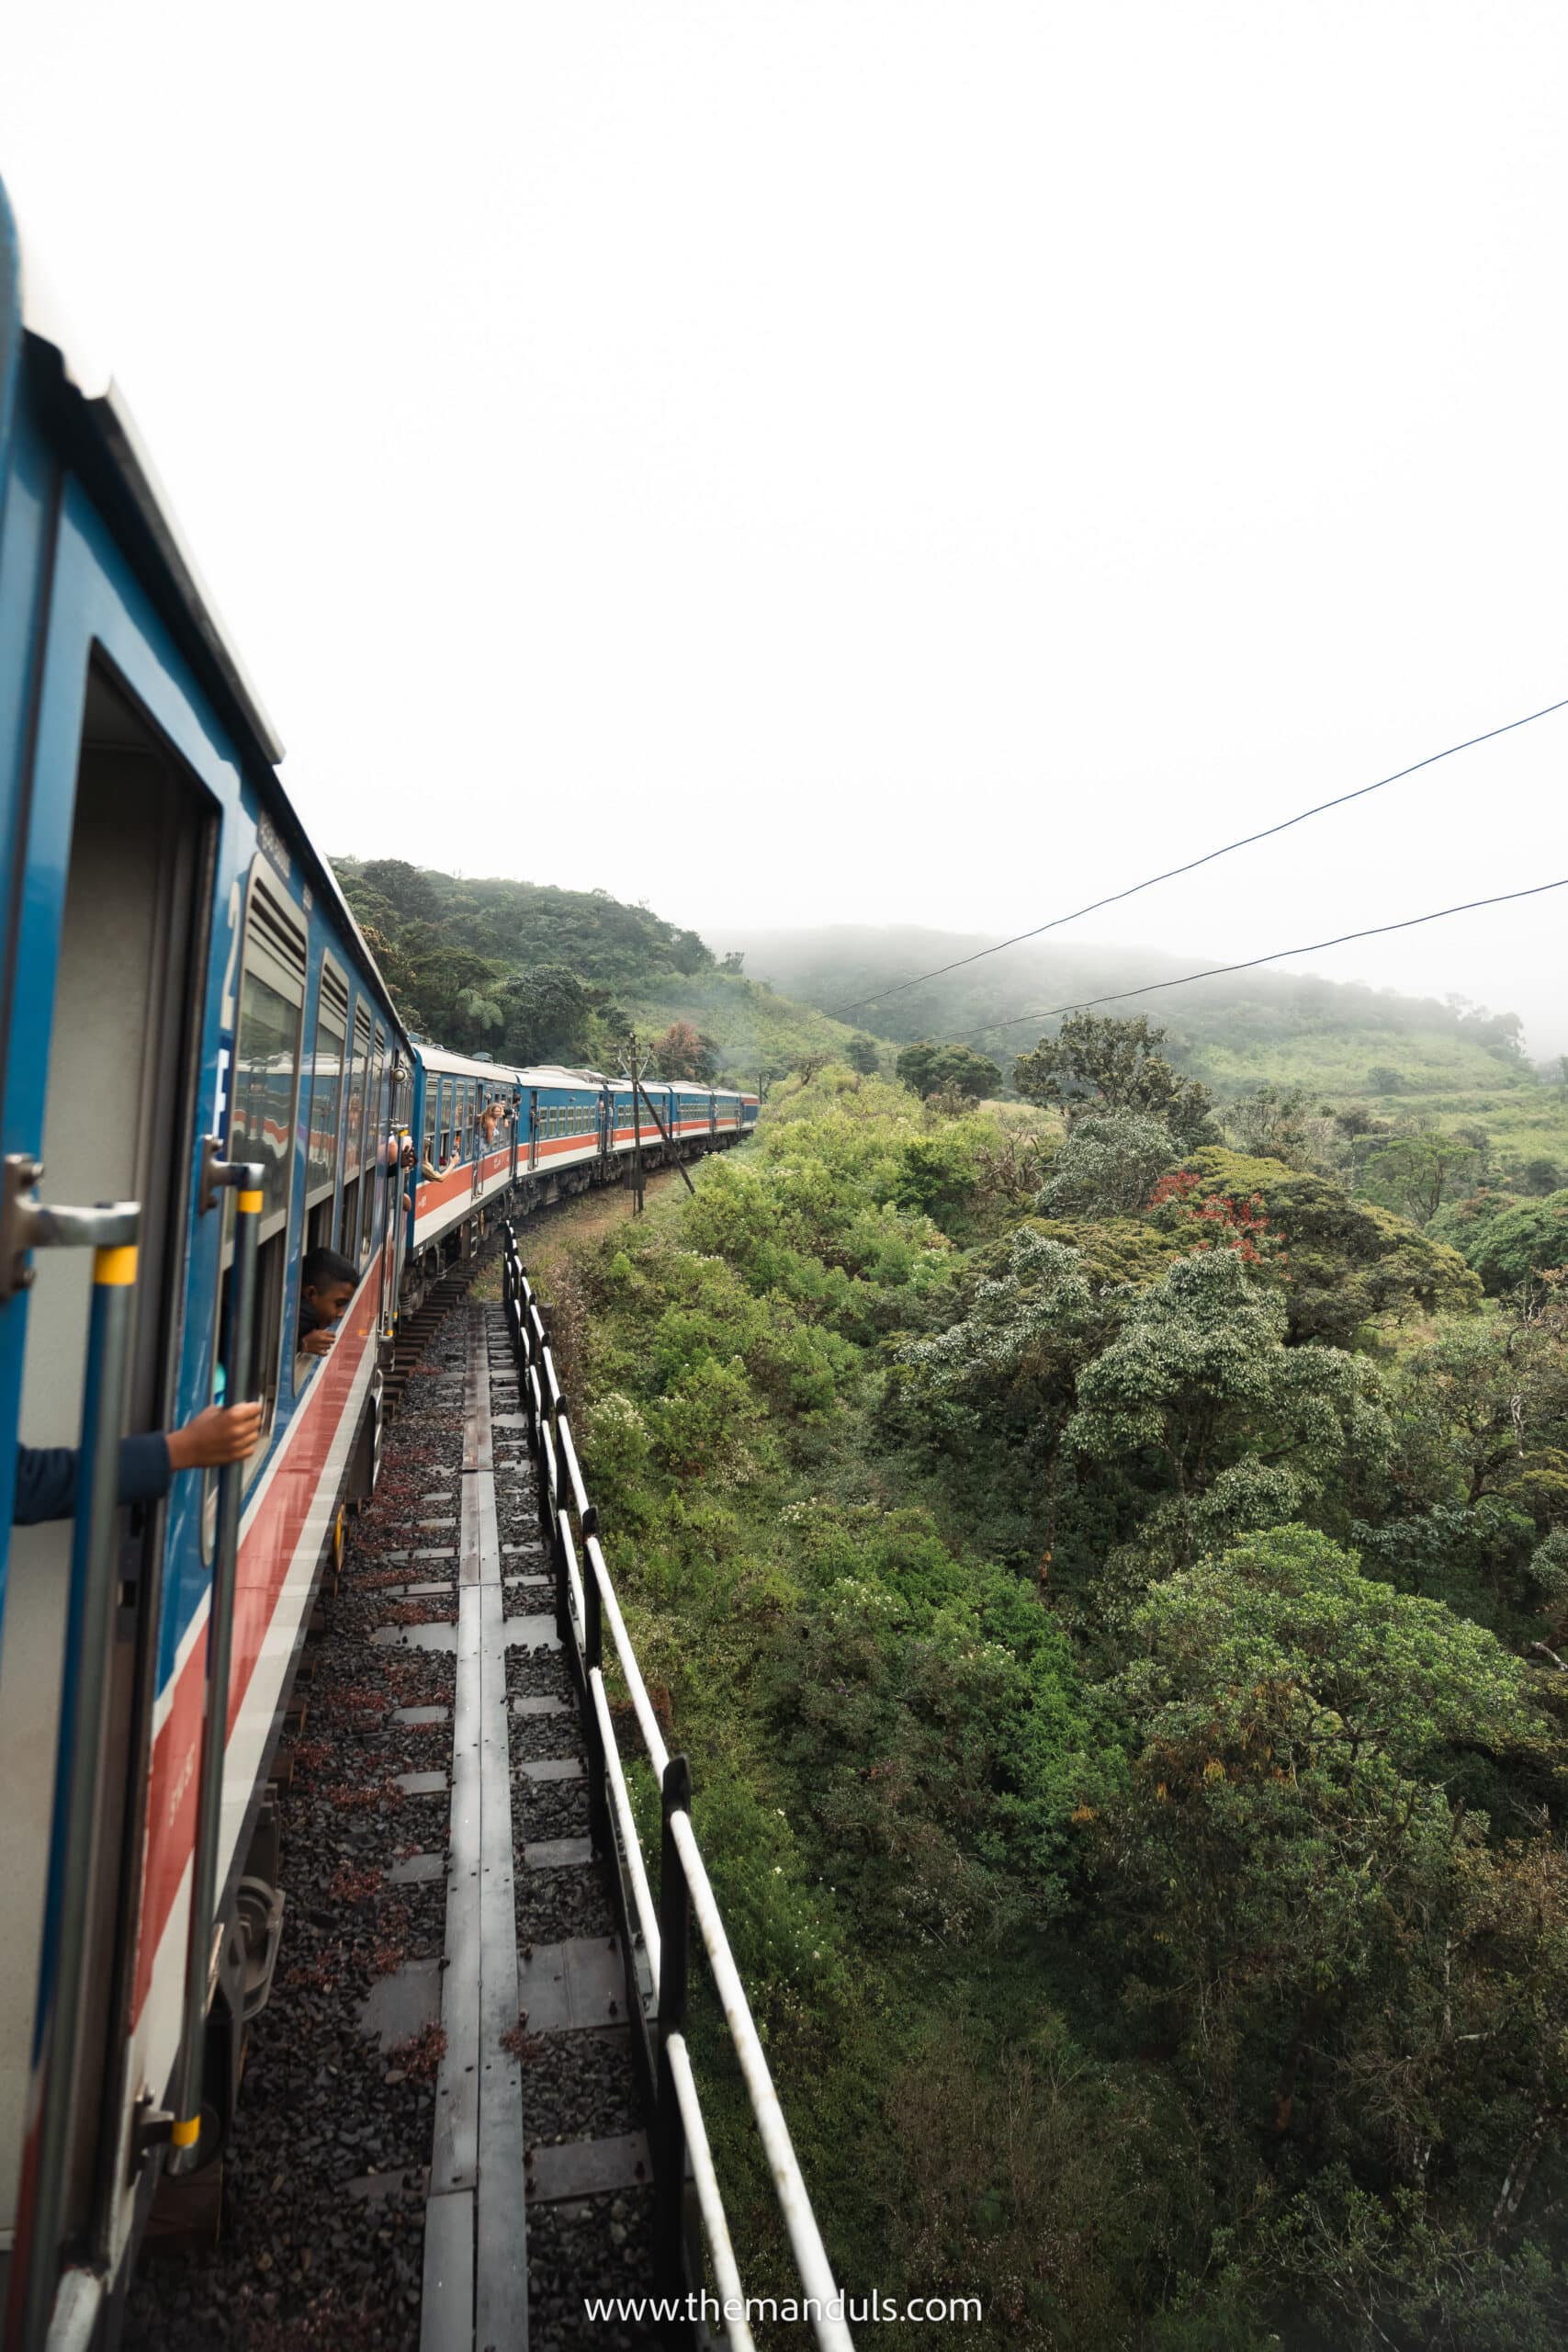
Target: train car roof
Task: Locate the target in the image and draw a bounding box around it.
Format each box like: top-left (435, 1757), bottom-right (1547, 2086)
top-left (415, 1046), bottom-right (745, 1095)
top-left (5, 187), bottom-right (409, 1055)
top-left (416, 1047), bottom-right (612, 1088)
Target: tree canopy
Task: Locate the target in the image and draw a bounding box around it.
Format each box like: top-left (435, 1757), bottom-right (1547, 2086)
top-left (1013, 1012), bottom-right (1216, 1144)
top-left (895, 1038), bottom-right (1002, 1101)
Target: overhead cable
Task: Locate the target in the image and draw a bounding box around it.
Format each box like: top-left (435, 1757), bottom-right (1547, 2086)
top-left (958, 875), bottom-right (1568, 1043)
top-left (828, 694), bottom-right (1568, 1019)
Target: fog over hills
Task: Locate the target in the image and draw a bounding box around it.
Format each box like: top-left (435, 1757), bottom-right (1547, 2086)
top-left (716, 923), bottom-right (1560, 1091)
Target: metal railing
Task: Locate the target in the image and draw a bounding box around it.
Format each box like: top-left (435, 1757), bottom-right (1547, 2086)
top-left (502, 1225), bottom-right (854, 2352)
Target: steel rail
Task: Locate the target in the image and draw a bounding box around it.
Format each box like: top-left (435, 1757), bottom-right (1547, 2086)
top-left (557, 1509), bottom-right (587, 1634)
top-left (669, 1806), bottom-right (853, 2350)
top-left (666, 2030), bottom-right (755, 2352)
top-left (588, 1668), bottom-right (661, 1973)
top-left (556, 1413), bottom-right (592, 1522)
top-left (586, 1533), bottom-right (671, 1781)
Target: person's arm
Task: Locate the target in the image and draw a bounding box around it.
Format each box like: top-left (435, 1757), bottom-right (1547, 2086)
top-left (15, 1445), bottom-right (88, 1525)
top-left (14, 1406), bottom-right (262, 1527)
top-left (14, 1431), bottom-right (172, 1526)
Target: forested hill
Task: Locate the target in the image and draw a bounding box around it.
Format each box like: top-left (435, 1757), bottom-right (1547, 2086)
top-left (332, 858), bottom-right (857, 1082)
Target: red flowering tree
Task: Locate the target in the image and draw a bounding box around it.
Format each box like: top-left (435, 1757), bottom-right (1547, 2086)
top-left (1146, 1169), bottom-right (1283, 1267)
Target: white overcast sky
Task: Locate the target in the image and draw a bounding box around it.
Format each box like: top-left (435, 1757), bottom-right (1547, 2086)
top-left (4, 2), bottom-right (1566, 1047)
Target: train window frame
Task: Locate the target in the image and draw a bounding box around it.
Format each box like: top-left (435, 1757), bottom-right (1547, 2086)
top-left (218, 862), bottom-right (308, 1494)
top-left (304, 955), bottom-right (349, 1253)
top-left (359, 1023), bottom-right (388, 1260)
top-left (423, 1072), bottom-right (437, 1170)
top-left (337, 999), bottom-right (371, 1255)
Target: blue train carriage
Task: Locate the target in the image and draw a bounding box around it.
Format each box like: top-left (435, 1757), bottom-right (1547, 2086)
top-left (0, 189), bottom-right (410, 2345)
top-left (404, 1057), bottom-right (756, 1285)
top-left (405, 1044), bottom-right (528, 1297)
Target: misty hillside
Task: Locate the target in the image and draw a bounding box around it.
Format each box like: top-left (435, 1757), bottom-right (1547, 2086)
top-left (722, 922), bottom-right (1539, 1087)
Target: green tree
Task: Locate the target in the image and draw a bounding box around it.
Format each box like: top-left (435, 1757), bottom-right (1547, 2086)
top-left (1013, 1012), bottom-right (1215, 1145)
top-left (1362, 1130), bottom-right (1479, 1224)
top-left (846, 1034), bottom-right (883, 1075)
top-left (895, 1038), bottom-right (1002, 1102)
top-left (1391, 1298), bottom-right (1568, 1522)
top-left (1224, 1080), bottom-right (1323, 1166)
top-left (1084, 1527), bottom-right (1568, 2345)
top-left (1463, 1189), bottom-right (1568, 1295)
top-left (1034, 1111), bottom-right (1179, 1218)
top-left (1169, 1148), bottom-right (1482, 1345)
top-left (358, 856), bottom-right (441, 921)
top-left (1067, 1248), bottom-right (1391, 1570)
top-left (500, 964), bottom-right (596, 1064)
top-left (891, 1229), bottom-right (1110, 1559)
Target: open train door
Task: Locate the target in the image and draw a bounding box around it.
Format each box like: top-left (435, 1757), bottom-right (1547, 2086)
top-left (0, 655), bottom-right (215, 2348)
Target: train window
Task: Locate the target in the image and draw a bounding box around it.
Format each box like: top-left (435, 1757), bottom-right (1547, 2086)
top-left (338, 1001), bottom-right (371, 1254)
top-left (343, 1006), bottom-right (370, 1183)
top-left (360, 1026), bottom-right (388, 1259)
top-left (438, 1076), bottom-right (452, 1160)
top-left (305, 957), bottom-right (348, 1254)
top-left (225, 875), bottom-right (307, 1467)
top-left (423, 1072), bottom-right (437, 1170)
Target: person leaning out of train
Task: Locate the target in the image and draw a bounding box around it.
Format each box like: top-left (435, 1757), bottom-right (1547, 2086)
top-left (13, 1400), bottom-right (263, 1525)
top-left (297, 1245), bottom-right (356, 1362)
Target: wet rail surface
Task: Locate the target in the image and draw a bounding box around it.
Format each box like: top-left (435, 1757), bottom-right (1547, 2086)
top-left (124, 1253), bottom-right (660, 2352)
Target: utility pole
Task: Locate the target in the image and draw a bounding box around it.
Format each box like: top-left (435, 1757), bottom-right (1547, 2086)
top-left (626, 1032), bottom-right (646, 1215)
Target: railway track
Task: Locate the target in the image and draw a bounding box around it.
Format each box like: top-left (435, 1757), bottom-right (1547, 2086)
top-left (124, 1242), bottom-right (660, 2352)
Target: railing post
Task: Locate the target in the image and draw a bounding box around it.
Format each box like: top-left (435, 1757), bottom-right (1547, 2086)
top-left (655, 1754), bottom-right (692, 2292)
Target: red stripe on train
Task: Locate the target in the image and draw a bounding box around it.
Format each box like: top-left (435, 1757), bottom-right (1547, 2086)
top-left (132, 1280), bottom-right (378, 2017)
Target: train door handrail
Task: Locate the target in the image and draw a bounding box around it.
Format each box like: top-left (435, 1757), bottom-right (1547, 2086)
top-left (502, 1225), bottom-right (853, 2352)
top-left (3, 1179), bottom-right (142, 2352)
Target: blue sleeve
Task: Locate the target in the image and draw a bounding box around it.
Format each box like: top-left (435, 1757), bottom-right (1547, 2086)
top-left (13, 1446), bottom-right (80, 1524)
top-left (13, 1432), bottom-right (173, 1525)
top-left (118, 1432), bottom-right (172, 1505)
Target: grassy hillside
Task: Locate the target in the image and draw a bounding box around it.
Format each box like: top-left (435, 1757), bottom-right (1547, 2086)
top-left (618, 967), bottom-right (856, 1085)
top-left (331, 857), bottom-right (858, 1082)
